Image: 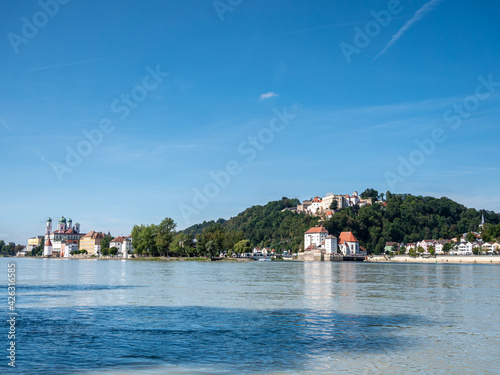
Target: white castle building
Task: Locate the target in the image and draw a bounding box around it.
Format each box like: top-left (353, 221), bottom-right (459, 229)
top-left (304, 226), bottom-right (338, 254)
top-left (44, 216), bottom-right (83, 257)
top-left (303, 226), bottom-right (366, 256)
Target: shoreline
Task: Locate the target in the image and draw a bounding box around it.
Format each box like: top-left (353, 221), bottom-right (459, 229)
top-left (366, 255), bottom-right (500, 264)
top-left (11, 255), bottom-right (255, 262)
top-left (9, 255), bottom-right (500, 265)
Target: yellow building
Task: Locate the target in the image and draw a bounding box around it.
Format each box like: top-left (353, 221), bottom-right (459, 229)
top-left (79, 231), bottom-right (104, 255)
top-left (27, 236), bottom-right (44, 252)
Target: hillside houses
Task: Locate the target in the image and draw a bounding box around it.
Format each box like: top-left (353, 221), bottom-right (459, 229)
top-left (386, 231), bottom-right (500, 255)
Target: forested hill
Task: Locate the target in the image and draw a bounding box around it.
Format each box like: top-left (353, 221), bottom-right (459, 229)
top-left (182, 197), bottom-right (320, 250)
top-left (323, 192), bottom-right (500, 254)
top-left (181, 192), bottom-right (500, 254)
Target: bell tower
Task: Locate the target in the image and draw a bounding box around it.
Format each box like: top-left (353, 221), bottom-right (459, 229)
top-left (46, 217), bottom-right (52, 235)
top-left (58, 216), bottom-right (67, 232)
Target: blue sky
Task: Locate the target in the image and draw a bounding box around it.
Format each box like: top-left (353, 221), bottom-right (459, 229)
top-left (1, 0), bottom-right (500, 244)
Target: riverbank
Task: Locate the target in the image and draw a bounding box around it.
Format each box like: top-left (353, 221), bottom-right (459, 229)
top-left (16, 255), bottom-right (255, 262)
top-left (367, 255), bottom-right (500, 264)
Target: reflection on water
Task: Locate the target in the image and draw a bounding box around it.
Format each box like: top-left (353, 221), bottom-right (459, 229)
top-left (2, 258), bottom-right (500, 374)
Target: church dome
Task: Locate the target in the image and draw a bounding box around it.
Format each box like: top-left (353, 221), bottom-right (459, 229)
top-left (47, 218), bottom-right (52, 222)
top-left (59, 216), bottom-right (67, 223)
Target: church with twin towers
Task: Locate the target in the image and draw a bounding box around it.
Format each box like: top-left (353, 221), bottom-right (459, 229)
top-left (43, 216), bottom-right (83, 257)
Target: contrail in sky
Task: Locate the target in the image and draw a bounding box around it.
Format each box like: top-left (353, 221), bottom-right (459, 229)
top-left (374, 0), bottom-right (443, 60)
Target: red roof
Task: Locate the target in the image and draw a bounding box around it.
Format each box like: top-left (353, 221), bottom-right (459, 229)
top-left (305, 244), bottom-right (316, 251)
top-left (339, 232), bottom-right (358, 244)
top-left (45, 238), bottom-right (52, 246)
top-left (312, 196), bottom-right (322, 202)
top-left (82, 231), bottom-right (104, 239)
top-left (305, 226), bottom-right (329, 234)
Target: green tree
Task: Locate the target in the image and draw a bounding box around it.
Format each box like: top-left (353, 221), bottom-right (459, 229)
top-left (131, 224), bottom-right (157, 256)
top-left (391, 243), bottom-right (399, 254)
top-left (155, 217), bottom-right (177, 256)
top-left (101, 235), bottom-right (113, 251)
top-left (466, 232), bottom-right (476, 243)
top-left (3, 242), bottom-right (16, 256)
top-left (234, 239), bottom-right (251, 254)
top-left (170, 233), bottom-right (195, 257)
top-left (101, 247), bottom-right (109, 256)
top-left (360, 188), bottom-right (379, 202)
top-left (428, 245), bottom-right (435, 255)
top-left (443, 242), bottom-right (454, 254)
top-left (205, 240), bottom-right (217, 258)
top-left (109, 246), bottom-right (118, 256)
top-left (330, 200), bottom-right (338, 210)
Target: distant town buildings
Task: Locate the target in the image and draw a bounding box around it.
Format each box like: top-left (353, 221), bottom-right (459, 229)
top-left (385, 231), bottom-right (500, 256)
top-left (32, 216), bottom-right (134, 258)
top-left (43, 216), bottom-right (83, 257)
top-left (297, 191), bottom-right (373, 217)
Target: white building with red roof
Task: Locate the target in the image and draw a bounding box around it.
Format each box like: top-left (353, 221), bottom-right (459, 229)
top-left (43, 237), bottom-right (52, 257)
top-left (338, 232), bottom-right (364, 255)
top-left (304, 226), bottom-right (338, 254)
top-left (307, 196), bottom-right (323, 214)
top-left (304, 226), bottom-right (329, 249)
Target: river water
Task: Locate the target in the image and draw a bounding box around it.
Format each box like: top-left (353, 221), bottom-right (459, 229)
top-left (1, 258), bottom-right (499, 374)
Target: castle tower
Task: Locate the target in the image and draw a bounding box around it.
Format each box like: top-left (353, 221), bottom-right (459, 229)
top-left (68, 218), bottom-right (73, 229)
top-left (43, 237), bottom-right (53, 257)
top-left (74, 222), bottom-right (80, 234)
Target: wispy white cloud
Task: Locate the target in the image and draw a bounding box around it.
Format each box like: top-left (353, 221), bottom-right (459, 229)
top-left (28, 58), bottom-right (104, 71)
top-left (374, 0), bottom-right (442, 60)
top-left (0, 117), bottom-right (10, 130)
top-left (27, 54), bottom-right (134, 71)
top-left (259, 91), bottom-right (279, 101)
